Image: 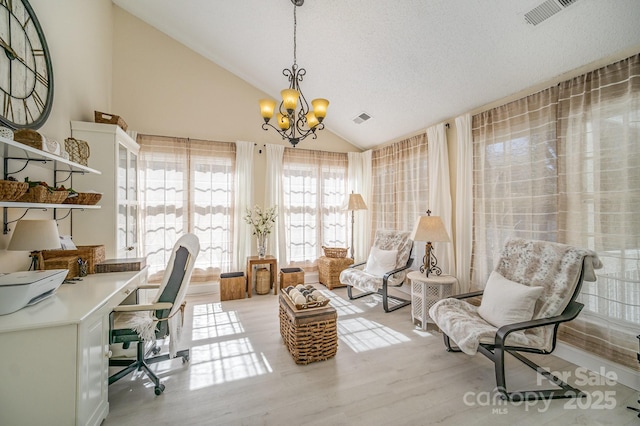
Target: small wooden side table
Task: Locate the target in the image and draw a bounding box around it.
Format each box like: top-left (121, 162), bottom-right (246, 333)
top-left (246, 255), bottom-right (277, 297)
top-left (407, 270), bottom-right (457, 330)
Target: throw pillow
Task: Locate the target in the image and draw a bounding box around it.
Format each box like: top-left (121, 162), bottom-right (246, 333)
top-left (364, 247), bottom-right (398, 277)
top-left (477, 271), bottom-right (544, 328)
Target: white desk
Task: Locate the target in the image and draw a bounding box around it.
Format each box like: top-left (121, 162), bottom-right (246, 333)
top-left (0, 269), bottom-right (147, 426)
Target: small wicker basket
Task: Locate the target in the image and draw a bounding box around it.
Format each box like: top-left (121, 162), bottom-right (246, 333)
top-left (322, 246), bottom-right (348, 258)
top-left (94, 111), bottom-right (128, 131)
top-left (64, 138), bottom-right (90, 166)
top-left (17, 185), bottom-right (68, 204)
top-left (0, 180), bottom-right (29, 201)
top-left (63, 192), bottom-right (102, 205)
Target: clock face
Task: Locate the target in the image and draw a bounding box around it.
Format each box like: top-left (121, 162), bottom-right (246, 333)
top-left (0, 0), bottom-right (53, 130)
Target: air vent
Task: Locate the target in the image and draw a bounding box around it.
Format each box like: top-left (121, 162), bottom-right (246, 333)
top-left (353, 112), bottom-right (372, 125)
top-left (524, 0), bottom-right (580, 26)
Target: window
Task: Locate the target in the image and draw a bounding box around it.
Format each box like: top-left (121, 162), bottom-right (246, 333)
top-left (282, 148), bottom-right (348, 266)
top-left (139, 135), bottom-right (236, 282)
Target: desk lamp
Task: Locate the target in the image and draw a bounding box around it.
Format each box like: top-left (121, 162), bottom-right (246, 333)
top-left (8, 219), bottom-right (61, 270)
top-left (410, 211), bottom-right (450, 277)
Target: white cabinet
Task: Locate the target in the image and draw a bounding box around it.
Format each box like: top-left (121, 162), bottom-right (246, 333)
top-left (0, 270), bottom-right (145, 426)
top-left (70, 121), bottom-right (140, 258)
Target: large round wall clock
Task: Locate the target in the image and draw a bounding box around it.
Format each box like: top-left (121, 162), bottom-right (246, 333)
top-left (0, 0), bottom-right (54, 130)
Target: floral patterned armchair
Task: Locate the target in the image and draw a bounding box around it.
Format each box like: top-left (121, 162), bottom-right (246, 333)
top-left (429, 238), bottom-right (602, 401)
top-left (339, 229), bottom-right (414, 312)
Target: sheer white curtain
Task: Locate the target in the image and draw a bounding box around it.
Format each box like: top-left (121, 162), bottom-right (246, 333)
top-left (233, 141), bottom-right (254, 271)
top-left (455, 113), bottom-right (473, 293)
top-left (282, 148), bottom-right (349, 268)
top-left (427, 124), bottom-right (455, 279)
top-left (556, 54), bottom-right (640, 369)
top-left (138, 135), bottom-right (236, 282)
top-left (266, 144), bottom-right (286, 265)
top-left (371, 134), bottom-right (429, 237)
top-left (347, 150), bottom-right (372, 260)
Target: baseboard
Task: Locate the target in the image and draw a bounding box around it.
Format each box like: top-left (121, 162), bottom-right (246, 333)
top-left (554, 342), bottom-right (640, 391)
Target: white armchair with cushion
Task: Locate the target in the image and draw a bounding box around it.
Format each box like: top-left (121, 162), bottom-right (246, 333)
top-left (429, 238), bottom-right (602, 401)
top-left (339, 229), bottom-right (414, 312)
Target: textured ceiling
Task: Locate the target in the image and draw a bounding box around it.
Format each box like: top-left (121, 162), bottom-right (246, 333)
top-left (112, 0), bottom-right (640, 150)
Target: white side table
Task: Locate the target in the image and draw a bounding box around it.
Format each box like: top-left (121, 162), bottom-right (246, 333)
top-left (407, 270), bottom-right (457, 330)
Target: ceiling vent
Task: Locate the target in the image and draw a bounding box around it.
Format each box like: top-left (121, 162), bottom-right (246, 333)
top-left (524, 0), bottom-right (580, 26)
top-left (353, 112), bottom-right (372, 125)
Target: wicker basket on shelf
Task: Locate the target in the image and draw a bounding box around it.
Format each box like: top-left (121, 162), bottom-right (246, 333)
top-left (0, 180), bottom-right (28, 201)
top-left (64, 138), bottom-right (90, 166)
top-left (63, 192), bottom-right (102, 205)
top-left (17, 185), bottom-right (68, 204)
top-left (322, 246), bottom-right (348, 258)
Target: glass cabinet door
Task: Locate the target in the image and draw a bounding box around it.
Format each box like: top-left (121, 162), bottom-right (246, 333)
top-left (117, 143), bottom-right (139, 258)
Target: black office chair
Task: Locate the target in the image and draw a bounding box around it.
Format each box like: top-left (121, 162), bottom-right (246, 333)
top-left (108, 233), bottom-right (200, 395)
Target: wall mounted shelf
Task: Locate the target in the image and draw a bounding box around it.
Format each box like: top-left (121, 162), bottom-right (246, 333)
top-left (0, 134), bottom-right (103, 233)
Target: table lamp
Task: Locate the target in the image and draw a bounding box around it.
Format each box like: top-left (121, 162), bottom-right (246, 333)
top-left (347, 192), bottom-right (368, 259)
top-left (8, 219), bottom-right (62, 270)
top-left (410, 210), bottom-right (450, 277)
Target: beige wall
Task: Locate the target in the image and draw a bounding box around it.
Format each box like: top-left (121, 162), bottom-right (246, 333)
top-left (0, 0), bottom-right (114, 271)
top-left (111, 7), bottom-right (360, 208)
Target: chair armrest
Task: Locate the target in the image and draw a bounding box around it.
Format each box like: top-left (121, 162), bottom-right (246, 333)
top-left (382, 260), bottom-right (413, 283)
top-left (349, 261), bottom-right (367, 269)
top-left (137, 284), bottom-right (161, 290)
top-left (112, 302), bottom-right (173, 313)
top-left (494, 301), bottom-right (584, 346)
top-left (453, 290), bottom-right (485, 300)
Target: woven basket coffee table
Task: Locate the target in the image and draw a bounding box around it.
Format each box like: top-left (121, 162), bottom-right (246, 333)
top-left (279, 294), bottom-right (337, 365)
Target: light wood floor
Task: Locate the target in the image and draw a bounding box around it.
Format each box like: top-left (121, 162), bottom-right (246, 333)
top-left (105, 284), bottom-right (639, 425)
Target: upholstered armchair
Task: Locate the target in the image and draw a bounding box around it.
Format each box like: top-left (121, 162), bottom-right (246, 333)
top-left (429, 238), bottom-right (602, 401)
top-left (339, 229), bottom-right (413, 312)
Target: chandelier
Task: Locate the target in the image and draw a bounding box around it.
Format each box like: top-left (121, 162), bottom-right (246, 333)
top-left (258, 0), bottom-right (329, 147)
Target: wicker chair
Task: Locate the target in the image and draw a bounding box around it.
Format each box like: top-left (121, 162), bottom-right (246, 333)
top-left (339, 230), bottom-right (413, 312)
top-left (429, 238), bottom-right (602, 401)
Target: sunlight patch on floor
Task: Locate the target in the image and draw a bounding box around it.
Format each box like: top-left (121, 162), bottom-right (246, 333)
top-left (187, 302), bottom-right (272, 390)
top-left (337, 317), bottom-right (410, 353)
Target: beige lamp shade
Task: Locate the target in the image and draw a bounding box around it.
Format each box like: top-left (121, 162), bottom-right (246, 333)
top-left (306, 111), bottom-right (319, 129)
top-left (311, 98), bottom-right (329, 120)
top-left (277, 113), bottom-right (290, 130)
top-left (410, 215), bottom-right (450, 243)
top-left (347, 193), bottom-right (367, 211)
top-left (281, 88), bottom-right (299, 111)
top-left (259, 99), bottom-right (276, 120)
top-left (8, 219), bottom-right (61, 251)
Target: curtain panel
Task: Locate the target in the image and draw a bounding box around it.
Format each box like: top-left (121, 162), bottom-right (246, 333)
top-left (371, 134), bottom-right (429, 239)
top-left (138, 135), bottom-right (236, 283)
top-left (556, 54), bottom-right (640, 369)
top-left (282, 148), bottom-right (349, 269)
top-left (347, 150), bottom-right (373, 260)
top-left (471, 87), bottom-right (559, 286)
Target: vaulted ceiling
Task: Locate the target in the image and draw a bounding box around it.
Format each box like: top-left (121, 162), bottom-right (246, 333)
top-left (113, 0), bottom-right (640, 149)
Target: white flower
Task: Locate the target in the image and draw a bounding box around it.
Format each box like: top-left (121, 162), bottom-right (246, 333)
top-left (244, 205), bottom-right (277, 238)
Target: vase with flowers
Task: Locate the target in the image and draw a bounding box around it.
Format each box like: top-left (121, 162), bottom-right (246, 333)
top-left (244, 205), bottom-right (277, 258)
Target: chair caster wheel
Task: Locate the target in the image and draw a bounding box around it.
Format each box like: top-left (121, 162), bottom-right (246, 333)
top-left (182, 355), bottom-right (189, 363)
top-left (154, 384), bottom-right (165, 395)
top-left (152, 346), bottom-right (161, 355)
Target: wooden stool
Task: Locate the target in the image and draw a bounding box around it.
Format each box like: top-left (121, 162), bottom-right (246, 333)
top-left (279, 267), bottom-right (305, 291)
top-left (220, 272), bottom-right (245, 301)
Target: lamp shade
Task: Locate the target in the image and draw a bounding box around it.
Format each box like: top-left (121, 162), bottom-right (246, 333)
top-left (8, 220), bottom-right (61, 251)
top-left (281, 88), bottom-right (299, 111)
top-left (259, 99), bottom-right (276, 120)
top-left (277, 113), bottom-right (290, 130)
top-left (306, 111), bottom-right (319, 129)
top-left (311, 98), bottom-right (329, 119)
top-left (347, 193), bottom-right (367, 211)
top-left (410, 215), bottom-right (450, 243)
